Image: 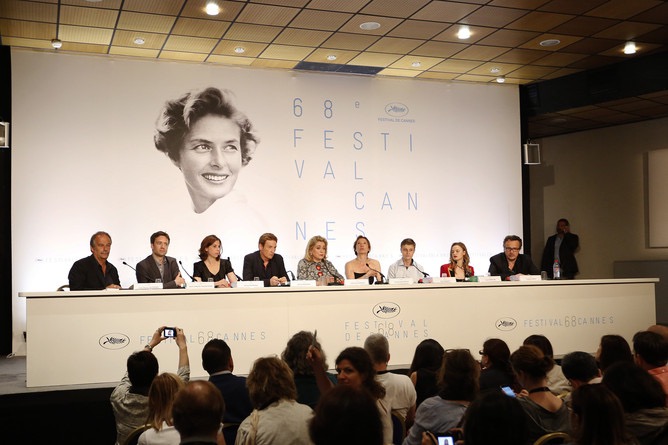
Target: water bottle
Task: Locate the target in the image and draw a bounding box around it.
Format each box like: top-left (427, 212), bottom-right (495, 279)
top-left (553, 260), bottom-right (561, 280)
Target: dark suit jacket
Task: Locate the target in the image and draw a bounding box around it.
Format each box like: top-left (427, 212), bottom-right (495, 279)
top-left (136, 255), bottom-right (181, 289)
top-left (488, 252), bottom-right (539, 280)
top-left (242, 250), bottom-right (288, 286)
top-left (209, 372), bottom-right (253, 445)
top-left (68, 254), bottom-right (120, 290)
top-left (541, 232), bottom-right (579, 278)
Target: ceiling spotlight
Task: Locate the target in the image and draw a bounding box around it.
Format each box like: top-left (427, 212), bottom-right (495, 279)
top-left (496, 75), bottom-right (506, 83)
top-left (234, 46), bottom-right (245, 54)
top-left (411, 61), bottom-right (421, 67)
top-left (133, 37), bottom-right (145, 45)
top-left (457, 26), bottom-right (471, 40)
top-left (205, 2), bottom-right (220, 16)
top-left (359, 21), bottom-right (381, 31)
top-left (326, 54), bottom-right (337, 61)
top-left (51, 39), bottom-right (62, 49)
top-left (490, 67), bottom-right (500, 74)
top-left (623, 41), bottom-right (636, 54)
top-left (539, 39), bottom-right (561, 47)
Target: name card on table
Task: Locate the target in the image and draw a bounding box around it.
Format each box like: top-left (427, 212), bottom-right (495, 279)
top-left (235, 281), bottom-right (265, 288)
top-left (290, 280), bottom-right (317, 287)
top-left (477, 276), bottom-right (502, 282)
top-left (389, 278), bottom-right (415, 285)
top-left (431, 277), bottom-right (457, 283)
top-left (186, 281), bottom-right (215, 289)
top-left (518, 275), bottom-right (543, 281)
top-left (133, 282), bottom-right (163, 290)
top-left (344, 279), bottom-right (370, 286)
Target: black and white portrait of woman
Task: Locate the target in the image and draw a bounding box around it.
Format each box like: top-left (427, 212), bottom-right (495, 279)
top-left (154, 87), bottom-right (260, 213)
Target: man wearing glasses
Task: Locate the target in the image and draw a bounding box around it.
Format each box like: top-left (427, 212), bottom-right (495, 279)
top-left (488, 235), bottom-right (539, 280)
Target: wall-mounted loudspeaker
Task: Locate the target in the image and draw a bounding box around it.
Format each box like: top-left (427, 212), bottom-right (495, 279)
top-left (523, 143), bottom-right (540, 165)
top-left (0, 122), bottom-right (9, 148)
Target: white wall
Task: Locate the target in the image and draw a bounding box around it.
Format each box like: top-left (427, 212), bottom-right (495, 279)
top-left (530, 116), bottom-right (668, 278)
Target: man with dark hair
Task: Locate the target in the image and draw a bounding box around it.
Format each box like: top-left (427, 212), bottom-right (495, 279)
top-left (68, 231), bottom-right (121, 290)
top-left (135, 231), bottom-right (186, 288)
top-left (242, 232), bottom-right (289, 286)
top-left (202, 338), bottom-right (252, 444)
top-left (489, 235), bottom-right (539, 280)
top-left (173, 381), bottom-right (225, 445)
top-left (561, 351), bottom-right (601, 389)
top-left (111, 326), bottom-right (190, 445)
top-left (387, 238), bottom-right (426, 280)
top-left (633, 330), bottom-right (668, 400)
top-left (541, 218), bottom-right (579, 279)
top-left (363, 333), bottom-right (416, 425)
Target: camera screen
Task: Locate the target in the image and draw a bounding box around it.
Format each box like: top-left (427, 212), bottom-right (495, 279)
top-left (438, 437), bottom-right (454, 445)
top-left (163, 328), bottom-right (176, 338)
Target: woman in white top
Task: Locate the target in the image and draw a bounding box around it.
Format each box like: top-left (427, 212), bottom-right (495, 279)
top-left (138, 373), bottom-right (185, 445)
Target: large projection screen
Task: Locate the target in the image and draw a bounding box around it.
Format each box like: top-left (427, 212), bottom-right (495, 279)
top-left (11, 50), bottom-right (522, 353)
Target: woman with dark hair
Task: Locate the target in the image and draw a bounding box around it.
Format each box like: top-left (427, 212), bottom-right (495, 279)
top-left (344, 236), bottom-right (383, 282)
top-left (192, 234), bottom-right (237, 288)
top-left (154, 87), bottom-right (259, 214)
top-left (408, 339), bottom-right (445, 408)
top-left (440, 242), bottom-right (474, 281)
top-left (462, 390), bottom-right (528, 445)
top-left (569, 384), bottom-right (638, 445)
top-left (603, 362), bottom-right (668, 445)
top-left (597, 334), bottom-right (634, 374)
top-left (297, 236), bottom-right (343, 284)
top-left (281, 331), bottom-right (336, 408)
top-left (309, 385), bottom-right (384, 445)
top-left (138, 373), bottom-right (185, 445)
top-left (235, 356), bottom-right (313, 445)
top-left (510, 345), bottom-right (571, 445)
top-left (403, 349), bottom-right (480, 445)
top-left (479, 338), bottom-right (518, 392)
top-left (523, 334), bottom-right (570, 395)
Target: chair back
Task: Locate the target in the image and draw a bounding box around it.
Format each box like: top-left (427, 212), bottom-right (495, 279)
top-left (533, 432), bottom-right (570, 445)
top-left (123, 424), bottom-right (151, 445)
top-left (391, 412), bottom-right (406, 445)
top-left (56, 284), bottom-right (70, 291)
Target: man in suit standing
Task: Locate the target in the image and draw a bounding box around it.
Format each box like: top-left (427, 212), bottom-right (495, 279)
top-left (68, 231), bottom-right (121, 290)
top-left (541, 218), bottom-right (579, 279)
top-left (136, 231), bottom-right (186, 288)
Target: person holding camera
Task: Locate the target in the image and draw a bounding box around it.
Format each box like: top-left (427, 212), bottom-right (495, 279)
top-left (110, 326), bottom-right (190, 445)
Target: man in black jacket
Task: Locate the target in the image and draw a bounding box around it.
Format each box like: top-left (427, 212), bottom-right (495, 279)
top-left (541, 218), bottom-right (579, 279)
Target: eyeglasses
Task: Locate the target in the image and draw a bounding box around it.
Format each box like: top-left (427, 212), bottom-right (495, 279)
top-left (444, 348), bottom-right (470, 355)
top-left (479, 350), bottom-right (486, 355)
top-left (504, 247), bottom-right (520, 252)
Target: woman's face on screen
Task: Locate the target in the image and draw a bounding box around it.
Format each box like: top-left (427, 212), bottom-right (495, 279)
top-left (177, 114), bottom-right (242, 213)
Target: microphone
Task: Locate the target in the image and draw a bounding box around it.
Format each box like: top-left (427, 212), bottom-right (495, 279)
top-left (123, 261), bottom-right (154, 283)
top-left (411, 259), bottom-right (429, 277)
top-left (366, 263), bottom-right (387, 285)
top-left (178, 260), bottom-right (195, 282)
top-left (287, 270), bottom-right (296, 281)
top-left (227, 257), bottom-right (242, 281)
top-left (322, 261), bottom-right (344, 285)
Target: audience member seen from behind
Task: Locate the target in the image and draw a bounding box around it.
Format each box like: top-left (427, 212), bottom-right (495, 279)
top-left (561, 351), bottom-right (602, 408)
top-left (138, 373), bottom-right (185, 445)
top-left (297, 236), bottom-right (343, 284)
top-left (242, 232), bottom-right (288, 286)
top-left (201, 338), bottom-right (252, 445)
top-left (68, 231), bottom-right (121, 290)
top-left (479, 338), bottom-right (518, 393)
top-left (193, 234), bottom-right (237, 288)
top-left (172, 380), bottom-right (225, 445)
top-left (523, 334), bottom-right (570, 396)
top-left (510, 345), bottom-right (571, 445)
top-left (569, 383), bottom-right (638, 445)
top-left (136, 231), bottom-right (186, 289)
top-left (461, 390), bottom-right (528, 445)
top-left (541, 218), bottom-right (579, 279)
top-left (597, 334), bottom-right (634, 375)
top-left (488, 235), bottom-right (539, 280)
top-left (309, 385), bottom-right (384, 445)
top-left (281, 330), bottom-right (336, 408)
top-left (111, 326), bottom-right (190, 445)
top-left (602, 361), bottom-right (668, 445)
top-left (235, 356), bottom-right (313, 445)
top-left (408, 339), bottom-right (445, 408)
top-left (632, 330), bottom-right (668, 401)
top-left (344, 235), bottom-right (383, 283)
top-left (154, 87), bottom-right (259, 214)
top-left (403, 349), bottom-right (480, 445)
top-left (440, 242), bottom-right (474, 281)
top-left (387, 238), bottom-right (427, 281)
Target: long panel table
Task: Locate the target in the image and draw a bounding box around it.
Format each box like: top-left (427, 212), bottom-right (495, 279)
top-left (20, 278), bottom-right (656, 387)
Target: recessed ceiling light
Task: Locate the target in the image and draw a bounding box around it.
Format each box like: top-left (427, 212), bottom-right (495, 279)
top-left (496, 75), bottom-right (506, 83)
top-left (205, 2), bottom-right (220, 16)
top-left (360, 21), bottom-right (381, 31)
top-left (539, 39), bottom-right (561, 47)
top-left (234, 46), bottom-right (245, 54)
top-left (51, 39), bottom-right (62, 49)
top-left (623, 41), bottom-right (637, 54)
top-left (457, 26), bottom-right (471, 40)
top-left (490, 67), bottom-right (500, 74)
top-left (411, 61), bottom-right (422, 68)
top-left (133, 37), bottom-right (145, 45)
top-left (326, 55), bottom-right (337, 61)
